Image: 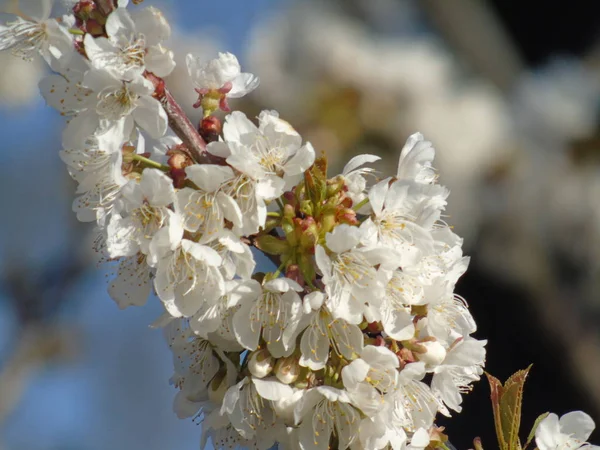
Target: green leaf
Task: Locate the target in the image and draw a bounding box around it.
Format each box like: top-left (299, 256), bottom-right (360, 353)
top-left (254, 235), bottom-right (290, 255)
top-left (524, 412), bottom-right (550, 450)
top-left (486, 365), bottom-right (532, 450)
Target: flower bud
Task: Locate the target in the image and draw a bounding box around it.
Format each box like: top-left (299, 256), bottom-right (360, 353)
top-left (274, 355), bottom-right (300, 384)
top-left (199, 116), bottom-right (222, 144)
top-left (208, 371), bottom-right (229, 404)
top-left (285, 264), bottom-right (304, 287)
top-left (73, 1), bottom-right (96, 21)
top-left (248, 349), bottom-right (275, 379)
top-left (416, 340), bottom-right (447, 366)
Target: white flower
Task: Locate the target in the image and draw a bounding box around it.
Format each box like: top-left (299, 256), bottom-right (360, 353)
top-left (210, 231), bottom-right (255, 280)
top-left (189, 279), bottom-right (256, 343)
top-left (294, 386), bottom-right (361, 450)
top-left (0, 0), bottom-right (74, 69)
top-left (108, 252), bottom-right (152, 309)
top-left (431, 337), bottom-right (486, 412)
top-left (392, 362), bottom-right (445, 431)
top-left (63, 69), bottom-right (167, 148)
top-left (84, 6), bottom-right (174, 78)
top-left (341, 153), bottom-right (381, 212)
top-left (297, 291), bottom-right (364, 371)
top-left (315, 224), bottom-right (397, 324)
top-left (154, 239), bottom-right (225, 318)
top-left (221, 376), bottom-right (291, 443)
top-left (535, 411), bottom-right (599, 450)
top-left (342, 345), bottom-right (399, 416)
top-left (208, 111), bottom-right (315, 232)
top-left (363, 178), bottom-right (448, 258)
top-left (187, 51), bottom-right (259, 114)
top-left (426, 294), bottom-right (476, 345)
top-left (396, 132), bottom-right (436, 184)
top-left (175, 164), bottom-right (242, 243)
top-left (231, 278), bottom-right (303, 358)
top-left (106, 168), bottom-right (180, 262)
top-left (358, 414), bottom-right (407, 450)
top-left (165, 320), bottom-right (222, 418)
top-left (59, 127), bottom-right (128, 223)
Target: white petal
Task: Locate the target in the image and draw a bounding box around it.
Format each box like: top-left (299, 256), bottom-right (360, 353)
top-left (325, 224), bottom-right (362, 254)
top-left (106, 7), bottom-right (136, 41)
top-left (222, 111), bottom-right (258, 143)
top-left (131, 6), bottom-right (170, 46)
top-left (343, 154), bottom-right (380, 175)
top-left (284, 142), bottom-right (315, 176)
top-left (252, 377), bottom-right (293, 401)
top-left (536, 414), bottom-right (562, 450)
top-left (145, 45), bottom-right (176, 77)
top-left (341, 359), bottom-right (369, 389)
top-left (559, 411), bottom-right (596, 441)
top-left (233, 301), bottom-right (260, 351)
top-left (396, 132), bottom-right (436, 183)
top-left (62, 111), bottom-right (100, 148)
top-left (185, 164), bottom-right (234, 192)
top-left (228, 72), bottom-right (260, 98)
top-left (133, 95), bottom-right (168, 139)
top-left (181, 240), bottom-right (223, 266)
top-left (108, 256), bottom-right (151, 308)
top-left (368, 178), bottom-right (391, 217)
top-left (410, 428), bottom-right (431, 448)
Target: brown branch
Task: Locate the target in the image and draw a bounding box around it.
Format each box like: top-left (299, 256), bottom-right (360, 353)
top-left (146, 73), bottom-right (217, 164)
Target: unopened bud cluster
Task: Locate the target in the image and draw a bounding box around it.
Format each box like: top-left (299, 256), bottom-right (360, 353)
top-left (1, 1), bottom-right (487, 449)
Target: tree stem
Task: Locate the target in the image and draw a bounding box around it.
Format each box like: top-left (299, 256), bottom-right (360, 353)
top-left (131, 153), bottom-right (169, 171)
top-left (146, 73), bottom-right (216, 165)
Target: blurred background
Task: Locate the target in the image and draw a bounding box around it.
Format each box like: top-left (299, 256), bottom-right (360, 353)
top-left (1, 0), bottom-right (600, 448)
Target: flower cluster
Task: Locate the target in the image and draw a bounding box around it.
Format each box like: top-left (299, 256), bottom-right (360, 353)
top-left (1, 1), bottom-right (491, 449)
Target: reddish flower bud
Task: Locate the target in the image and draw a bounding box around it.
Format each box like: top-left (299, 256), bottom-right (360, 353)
top-left (170, 168), bottom-right (187, 189)
top-left (84, 18), bottom-right (104, 36)
top-left (73, 1), bottom-right (96, 20)
top-left (199, 116), bottom-right (222, 144)
top-left (285, 264), bottom-right (304, 287)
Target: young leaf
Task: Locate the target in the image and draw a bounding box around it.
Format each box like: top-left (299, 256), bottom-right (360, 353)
top-left (524, 412), bottom-right (550, 450)
top-left (486, 372), bottom-right (507, 450)
top-left (486, 365), bottom-right (533, 450)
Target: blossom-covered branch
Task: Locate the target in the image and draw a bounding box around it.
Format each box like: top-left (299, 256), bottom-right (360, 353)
top-left (1, 1), bottom-right (597, 450)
